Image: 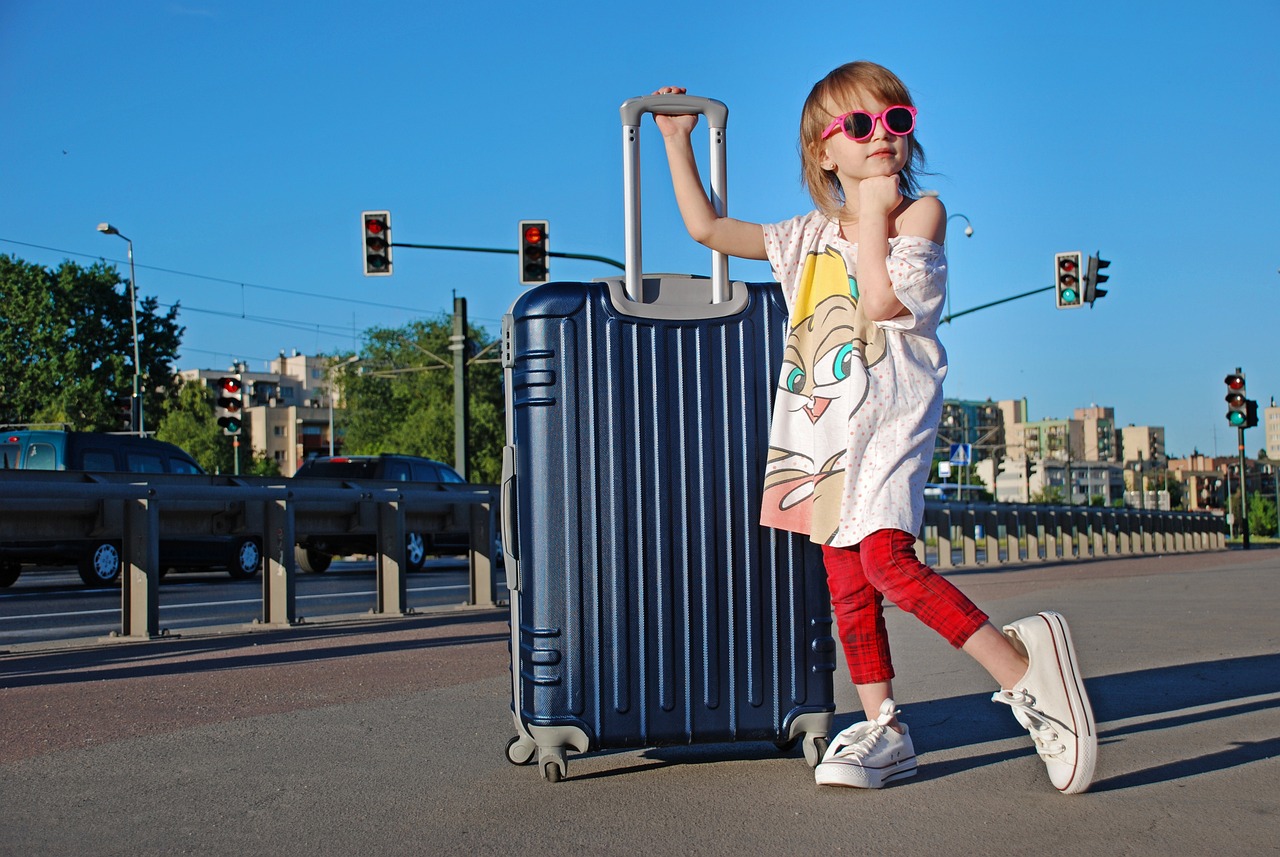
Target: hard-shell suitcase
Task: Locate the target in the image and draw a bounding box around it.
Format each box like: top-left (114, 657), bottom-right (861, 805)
top-left (501, 95), bottom-right (835, 782)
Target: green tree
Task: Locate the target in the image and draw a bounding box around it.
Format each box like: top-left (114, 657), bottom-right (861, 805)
top-left (0, 254), bottom-right (183, 430)
top-left (1030, 486), bottom-right (1066, 505)
top-left (155, 379), bottom-right (280, 476)
top-left (155, 379), bottom-right (232, 473)
top-left (1248, 493), bottom-right (1277, 539)
top-left (339, 318), bottom-right (504, 481)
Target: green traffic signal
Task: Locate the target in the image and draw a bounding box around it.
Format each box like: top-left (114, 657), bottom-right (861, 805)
top-left (1228, 411), bottom-right (1245, 427)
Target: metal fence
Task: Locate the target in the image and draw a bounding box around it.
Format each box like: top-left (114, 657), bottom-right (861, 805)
top-left (915, 500), bottom-right (1224, 568)
top-left (0, 472), bottom-right (499, 639)
top-left (1, 473), bottom-right (1225, 642)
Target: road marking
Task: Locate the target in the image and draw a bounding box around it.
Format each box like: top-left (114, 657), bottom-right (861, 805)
top-left (0, 584), bottom-right (471, 623)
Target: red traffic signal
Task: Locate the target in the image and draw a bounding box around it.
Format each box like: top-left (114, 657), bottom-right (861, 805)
top-left (1055, 251), bottom-right (1083, 309)
top-left (362, 210), bottom-right (393, 276)
top-left (519, 219), bottom-right (549, 285)
top-left (1224, 372), bottom-right (1248, 428)
top-left (215, 376), bottom-right (244, 435)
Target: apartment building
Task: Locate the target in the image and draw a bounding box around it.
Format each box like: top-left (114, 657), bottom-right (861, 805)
top-left (177, 351), bottom-right (345, 475)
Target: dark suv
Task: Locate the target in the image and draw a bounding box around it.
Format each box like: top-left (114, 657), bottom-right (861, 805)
top-left (290, 454), bottom-right (472, 573)
top-left (1, 430), bottom-right (262, 587)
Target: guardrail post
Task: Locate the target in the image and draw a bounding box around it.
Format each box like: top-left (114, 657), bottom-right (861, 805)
top-left (962, 507), bottom-right (977, 567)
top-left (375, 497), bottom-right (410, 615)
top-left (120, 492), bottom-right (161, 639)
top-left (983, 507), bottom-right (1001, 565)
top-left (936, 507), bottom-right (954, 569)
top-left (261, 495), bottom-right (298, 626)
top-left (1024, 507), bottom-right (1041, 562)
top-left (467, 502), bottom-right (497, 607)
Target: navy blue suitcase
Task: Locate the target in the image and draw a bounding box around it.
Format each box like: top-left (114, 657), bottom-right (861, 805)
top-left (500, 95), bottom-right (835, 782)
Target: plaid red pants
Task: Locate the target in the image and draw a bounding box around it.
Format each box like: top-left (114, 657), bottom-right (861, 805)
top-left (822, 528), bottom-right (988, 685)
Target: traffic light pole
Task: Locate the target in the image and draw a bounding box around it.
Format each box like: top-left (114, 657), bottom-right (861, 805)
top-left (1238, 426), bottom-right (1250, 550)
top-left (941, 285), bottom-right (1052, 324)
top-left (391, 242), bottom-right (625, 271)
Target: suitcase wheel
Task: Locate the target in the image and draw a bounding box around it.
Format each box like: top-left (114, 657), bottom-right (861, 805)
top-left (538, 748), bottom-right (568, 783)
top-left (506, 735), bottom-right (537, 766)
top-left (803, 734), bottom-right (829, 768)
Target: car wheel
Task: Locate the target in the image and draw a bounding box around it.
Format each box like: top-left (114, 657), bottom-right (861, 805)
top-left (405, 531), bottom-right (427, 572)
top-left (0, 562), bottom-right (20, 588)
top-left (227, 537), bottom-right (263, 580)
top-left (295, 545), bottom-right (332, 574)
top-left (78, 541), bottom-right (122, 587)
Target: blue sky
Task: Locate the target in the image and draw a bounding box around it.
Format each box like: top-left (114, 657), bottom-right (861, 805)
top-left (2, 0), bottom-right (1277, 459)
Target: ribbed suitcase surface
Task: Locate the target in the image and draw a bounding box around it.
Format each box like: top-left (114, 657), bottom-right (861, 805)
top-left (503, 278), bottom-right (835, 773)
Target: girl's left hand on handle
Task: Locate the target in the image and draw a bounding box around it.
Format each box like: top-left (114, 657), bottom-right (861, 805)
top-left (652, 86), bottom-right (698, 138)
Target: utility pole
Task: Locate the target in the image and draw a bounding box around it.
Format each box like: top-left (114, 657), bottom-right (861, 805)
top-left (451, 296), bottom-right (470, 481)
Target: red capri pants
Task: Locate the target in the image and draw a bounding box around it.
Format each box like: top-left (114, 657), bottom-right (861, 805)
top-left (822, 528), bottom-right (988, 685)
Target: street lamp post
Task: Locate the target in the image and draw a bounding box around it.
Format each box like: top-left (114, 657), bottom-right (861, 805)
top-left (96, 223), bottom-right (143, 436)
top-left (944, 213), bottom-right (974, 323)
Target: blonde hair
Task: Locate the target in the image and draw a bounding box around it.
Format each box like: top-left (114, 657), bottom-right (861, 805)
top-left (799, 61), bottom-right (928, 218)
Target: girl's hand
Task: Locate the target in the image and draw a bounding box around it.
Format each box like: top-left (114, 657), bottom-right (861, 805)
top-left (859, 174), bottom-right (903, 218)
top-left (652, 86), bottom-right (698, 138)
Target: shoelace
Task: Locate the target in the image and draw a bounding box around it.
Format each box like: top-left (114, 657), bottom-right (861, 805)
top-left (993, 689), bottom-right (1066, 757)
top-left (828, 702), bottom-right (898, 761)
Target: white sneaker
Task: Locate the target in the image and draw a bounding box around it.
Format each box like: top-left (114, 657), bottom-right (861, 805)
top-left (815, 698), bottom-right (918, 789)
top-left (994, 611), bottom-right (1097, 795)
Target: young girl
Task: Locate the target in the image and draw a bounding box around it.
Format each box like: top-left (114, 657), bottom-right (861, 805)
top-left (653, 62), bottom-right (1096, 794)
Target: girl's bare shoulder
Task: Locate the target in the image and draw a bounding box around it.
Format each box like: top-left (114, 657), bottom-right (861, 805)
top-left (895, 194), bottom-right (945, 244)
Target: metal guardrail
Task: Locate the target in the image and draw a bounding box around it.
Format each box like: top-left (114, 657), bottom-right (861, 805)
top-left (1, 473), bottom-right (1224, 641)
top-left (915, 500), bottom-right (1225, 567)
top-left (0, 472), bottom-right (499, 639)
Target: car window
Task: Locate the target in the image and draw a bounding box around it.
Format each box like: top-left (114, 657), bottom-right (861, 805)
top-left (384, 461), bottom-right (411, 481)
top-left (25, 442), bottom-right (57, 470)
top-left (2, 441), bottom-right (22, 469)
top-left (81, 450), bottom-right (118, 471)
top-left (127, 452), bottom-right (165, 473)
top-left (411, 461), bottom-right (442, 481)
top-left (437, 465), bottom-right (465, 483)
top-left (169, 457), bottom-right (203, 475)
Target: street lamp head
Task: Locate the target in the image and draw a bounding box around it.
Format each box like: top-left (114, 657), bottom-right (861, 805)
top-left (962, 225), bottom-right (974, 238)
top-left (97, 223), bottom-right (118, 235)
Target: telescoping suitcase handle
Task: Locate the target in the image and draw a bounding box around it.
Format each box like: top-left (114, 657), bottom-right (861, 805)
top-left (619, 94), bottom-right (730, 304)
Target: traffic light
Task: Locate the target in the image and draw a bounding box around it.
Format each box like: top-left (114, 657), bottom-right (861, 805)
top-left (215, 376), bottom-right (244, 436)
top-left (362, 211), bottom-right (393, 276)
top-left (519, 220), bottom-right (549, 284)
top-left (1244, 399), bottom-right (1259, 429)
top-left (112, 395), bottom-right (135, 432)
top-left (1084, 253), bottom-right (1110, 305)
top-left (1055, 251), bottom-right (1083, 309)
top-left (1225, 372), bottom-right (1248, 428)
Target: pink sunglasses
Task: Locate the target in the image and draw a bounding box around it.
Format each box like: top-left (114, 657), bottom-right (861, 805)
top-left (821, 105), bottom-right (917, 142)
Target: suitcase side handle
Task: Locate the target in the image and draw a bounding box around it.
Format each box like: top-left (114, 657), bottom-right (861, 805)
top-left (619, 94), bottom-right (729, 304)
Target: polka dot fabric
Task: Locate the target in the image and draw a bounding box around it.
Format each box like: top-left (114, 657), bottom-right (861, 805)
top-left (760, 211), bottom-right (948, 548)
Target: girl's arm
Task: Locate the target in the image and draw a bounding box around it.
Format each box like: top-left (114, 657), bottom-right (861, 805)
top-left (856, 181), bottom-right (945, 321)
top-left (654, 88), bottom-right (767, 260)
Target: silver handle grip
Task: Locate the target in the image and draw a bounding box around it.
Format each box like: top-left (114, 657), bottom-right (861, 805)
top-left (619, 94), bottom-right (729, 303)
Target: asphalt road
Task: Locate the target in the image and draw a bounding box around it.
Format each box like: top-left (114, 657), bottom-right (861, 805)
top-left (1, 547), bottom-right (1277, 856)
top-left (0, 559), bottom-right (485, 646)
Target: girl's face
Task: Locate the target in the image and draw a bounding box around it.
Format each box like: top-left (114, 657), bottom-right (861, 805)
top-left (817, 90), bottom-right (912, 184)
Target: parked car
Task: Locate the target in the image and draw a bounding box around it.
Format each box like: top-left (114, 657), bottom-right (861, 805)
top-left (0, 430), bottom-right (262, 587)
top-left (290, 454), bottom-right (480, 573)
